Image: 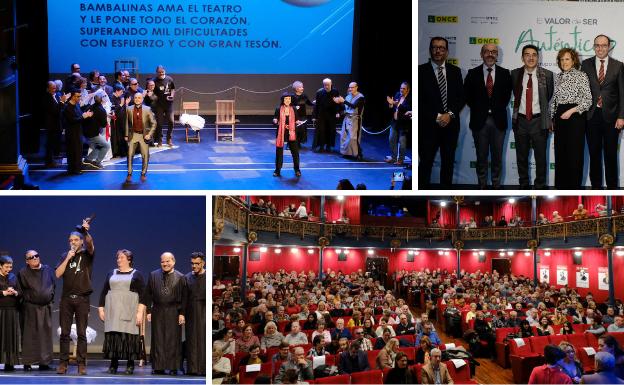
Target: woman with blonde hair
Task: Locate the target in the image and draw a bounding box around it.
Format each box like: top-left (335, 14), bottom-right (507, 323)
top-left (212, 346), bottom-right (231, 384)
top-left (558, 341), bottom-right (583, 383)
top-left (260, 321), bottom-right (283, 350)
top-left (376, 338), bottom-right (399, 369)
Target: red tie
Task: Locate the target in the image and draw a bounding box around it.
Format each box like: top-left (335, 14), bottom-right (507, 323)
top-left (598, 59), bottom-right (605, 108)
top-left (526, 73), bottom-right (533, 121)
top-left (486, 68), bottom-right (494, 98)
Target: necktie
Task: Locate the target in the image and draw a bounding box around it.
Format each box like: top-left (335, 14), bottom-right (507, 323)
top-left (598, 59), bottom-right (605, 107)
top-left (526, 73), bottom-right (533, 120)
top-left (486, 67), bottom-right (494, 98)
top-left (437, 66), bottom-right (447, 112)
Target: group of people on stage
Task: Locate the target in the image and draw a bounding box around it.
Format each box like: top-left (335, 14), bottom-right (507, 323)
top-left (420, 34), bottom-right (624, 190)
top-left (0, 219), bottom-right (206, 376)
top-left (44, 64), bottom-right (176, 182)
top-left (271, 78), bottom-right (411, 178)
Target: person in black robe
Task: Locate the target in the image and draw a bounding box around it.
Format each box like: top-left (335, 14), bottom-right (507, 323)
top-left (44, 81), bottom-right (67, 168)
top-left (0, 256), bottom-right (20, 372)
top-left (17, 250), bottom-right (56, 371)
top-left (144, 252), bottom-right (187, 375)
top-left (62, 90), bottom-right (93, 175)
top-left (110, 84), bottom-right (128, 158)
top-left (184, 252), bottom-right (206, 376)
top-left (312, 78), bottom-right (340, 152)
top-left (292, 81), bottom-right (314, 147)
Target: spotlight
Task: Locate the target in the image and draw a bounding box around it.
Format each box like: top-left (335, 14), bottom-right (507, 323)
top-left (414, 251), bottom-right (420, 255)
top-left (617, 250), bottom-right (624, 257)
top-left (438, 251), bottom-right (444, 256)
top-left (233, 247), bottom-right (241, 253)
top-left (479, 251), bottom-right (485, 256)
top-left (367, 249), bottom-right (374, 255)
top-left (472, 251), bottom-right (478, 256)
top-left (291, 248), bottom-right (298, 253)
top-left (307, 249), bottom-right (314, 254)
top-left (547, 195), bottom-right (556, 200)
top-left (507, 251), bottom-right (514, 256)
top-left (344, 249), bottom-right (350, 255)
top-left (544, 251), bottom-right (551, 257)
top-left (275, 248), bottom-right (281, 254)
top-left (444, 251), bottom-right (450, 256)
top-left (336, 249), bottom-right (342, 254)
top-left (337, 196), bottom-right (344, 201)
top-left (524, 251), bottom-right (531, 256)
top-left (509, 198), bottom-right (516, 204)
top-left (574, 251), bottom-right (582, 257)
top-left (499, 252), bottom-right (505, 256)
top-left (440, 202), bottom-right (447, 207)
top-left (408, 250), bottom-right (414, 256)
top-left (260, 247), bottom-right (267, 252)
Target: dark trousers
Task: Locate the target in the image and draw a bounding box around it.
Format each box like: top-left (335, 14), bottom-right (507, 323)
top-left (275, 141), bottom-right (300, 172)
top-left (554, 104), bottom-right (586, 189)
top-left (45, 128), bottom-right (62, 164)
top-left (472, 116), bottom-right (506, 188)
top-left (154, 103), bottom-right (174, 143)
top-left (313, 115), bottom-right (336, 150)
top-left (65, 126), bottom-right (83, 173)
top-left (59, 296), bottom-right (90, 364)
top-left (514, 115), bottom-right (548, 189)
top-left (418, 122), bottom-right (459, 188)
top-left (586, 110), bottom-right (620, 189)
top-left (296, 123), bottom-right (307, 146)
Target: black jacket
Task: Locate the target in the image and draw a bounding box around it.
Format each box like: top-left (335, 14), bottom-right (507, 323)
top-left (464, 63), bottom-right (512, 130)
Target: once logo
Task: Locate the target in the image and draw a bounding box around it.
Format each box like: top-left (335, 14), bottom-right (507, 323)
top-left (469, 37), bottom-right (500, 45)
top-left (428, 15), bottom-right (459, 23)
top-left (281, 0), bottom-right (330, 7)
top-left (446, 58), bottom-right (460, 66)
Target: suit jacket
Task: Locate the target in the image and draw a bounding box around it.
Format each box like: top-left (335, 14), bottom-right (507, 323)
top-left (581, 371), bottom-right (624, 384)
top-left (581, 56), bottom-right (624, 122)
top-left (125, 104), bottom-right (156, 138)
top-left (464, 63), bottom-right (512, 130)
top-left (511, 66), bottom-right (554, 131)
top-left (419, 61), bottom-right (465, 131)
top-left (421, 362), bottom-right (454, 384)
top-left (44, 92), bottom-right (63, 131)
top-left (337, 350), bottom-right (370, 374)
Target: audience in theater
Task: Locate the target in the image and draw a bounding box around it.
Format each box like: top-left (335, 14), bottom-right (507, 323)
top-left (421, 348), bottom-right (453, 384)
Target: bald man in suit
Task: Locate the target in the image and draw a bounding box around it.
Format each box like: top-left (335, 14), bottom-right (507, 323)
top-left (125, 93), bottom-right (156, 182)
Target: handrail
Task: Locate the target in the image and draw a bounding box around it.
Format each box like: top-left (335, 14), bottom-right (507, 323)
top-left (214, 196), bottom-right (623, 243)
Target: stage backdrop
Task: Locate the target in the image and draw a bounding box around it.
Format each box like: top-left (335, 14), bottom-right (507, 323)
top-left (0, 196), bottom-right (206, 352)
top-left (419, 0), bottom-right (624, 187)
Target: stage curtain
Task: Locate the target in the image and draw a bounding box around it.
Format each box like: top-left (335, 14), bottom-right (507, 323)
top-left (537, 196), bottom-right (580, 221)
top-left (438, 205), bottom-right (456, 228)
top-left (459, 202), bottom-right (494, 225)
top-left (493, 201), bottom-right (531, 224)
top-left (325, 200), bottom-right (341, 222)
top-left (343, 196), bottom-right (361, 224)
top-left (582, 196), bottom-right (607, 217)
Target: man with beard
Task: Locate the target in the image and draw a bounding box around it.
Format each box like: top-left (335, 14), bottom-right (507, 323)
top-left (184, 252), bottom-right (205, 376)
top-left (153, 65), bottom-right (176, 147)
top-left (18, 250), bottom-right (56, 371)
top-left (312, 78), bottom-right (340, 152)
top-left (145, 252), bottom-right (187, 375)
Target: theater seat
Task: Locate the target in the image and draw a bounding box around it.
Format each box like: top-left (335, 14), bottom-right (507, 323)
top-left (566, 333), bottom-right (588, 348)
top-left (548, 334), bottom-right (566, 346)
top-left (351, 369), bottom-right (383, 384)
top-left (610, 332), bottom-right (624, 347)
top-left (577, 347), bottom-right (597, 373)
top-left (238, 362), bottom-right (272, 384)
top-left (397, 334), bottom-right (415, 346)
top-left (315, 374), bottom-right (351, 384)
top-left (585, 332), bottom-right (599, 348)
top-left (410, 364), bottom-right (423, 383)
top-left (398, 347), bottom-right (416, 363)
top-left (446, 359), bottom-right (478, 384)
top-left (367, 349), bottom-right (380, 369)
top-left (509, 337), bottom-right (543, 384)
top-left (494, 327), bottom-right (517, 368)
top-left (529, 335), bottom-right (551, 356)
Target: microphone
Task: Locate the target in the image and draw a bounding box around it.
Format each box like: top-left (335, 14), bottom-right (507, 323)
top-left (75, 213), bottom-right (96, 233)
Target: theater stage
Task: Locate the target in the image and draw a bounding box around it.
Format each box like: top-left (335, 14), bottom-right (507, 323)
top-left (25, 125), bottom-right (411, 190)
top-left (0, 361), bottom-right (205, 384)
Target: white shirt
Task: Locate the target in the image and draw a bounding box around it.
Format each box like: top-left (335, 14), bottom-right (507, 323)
top-left (295, 205), bottom-right (307, 218)
top-left (519, 69), bottom-right (541, 115)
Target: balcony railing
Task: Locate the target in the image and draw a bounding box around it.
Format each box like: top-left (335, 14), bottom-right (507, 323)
top-left (214, 196), bottom-right (623, 244)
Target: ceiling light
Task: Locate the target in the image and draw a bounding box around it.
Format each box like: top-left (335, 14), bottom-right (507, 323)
top-left (233, 247), bottom-right (241, 253)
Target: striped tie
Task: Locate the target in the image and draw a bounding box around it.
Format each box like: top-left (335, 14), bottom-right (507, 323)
top-left (437, 66), bottom-right (447, 112)
top-left (598, 59), bottom-right (605, 107)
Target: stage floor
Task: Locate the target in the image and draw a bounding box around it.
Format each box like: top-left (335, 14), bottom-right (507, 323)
top-left (0, 361), bottom-right (205, 384)
top-left (25, 126), bottom-right (411, 190)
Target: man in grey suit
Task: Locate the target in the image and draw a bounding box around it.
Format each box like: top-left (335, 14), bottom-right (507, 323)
top-left (582, 34), bottom-right (624, 189)
top-left (511, 44), bottom-right (554, 189)
top-left (125, 92), bottom-right (156, 182)
top-left (580, 351), bottom-right (624, 384)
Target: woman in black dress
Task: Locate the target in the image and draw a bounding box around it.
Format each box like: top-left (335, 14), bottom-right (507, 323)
top-left (272, 93), bottom-right (301, 177)
top-left (292, 81), bottom-right (314, 147)
top-left (0, 256), bottom-right (20, 371)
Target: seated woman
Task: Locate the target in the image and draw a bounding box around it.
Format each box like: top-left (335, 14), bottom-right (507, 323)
top-left (384, 352), bottom-right (415, 384)
top-left (239, 344), bottom-right (264, 366)
top-left (558, 341), bottom-right (583, 383)
top-left (212, 346), bottom-right (231, 385)
top-left (537, 316), bottom-right (555, 336)
top-left (260, 321), bottom-right (284, 350)
top-left (311, 321), bottom-right (331, 346)
top-left (235, 325), bottom-right (260, 353)
top-left (560, 321), bottom-right (575, 335)
top-left (362, 318), bottom-right (376, 339)
top-left (308, 335), bottom-right (329, 357)
top-left (376, 338), bottom-right (399, 369)
top-left (213, 329), bottom-right (236, 355)
top-left (519, 319), bottom-right (534, 338)
top-left (376, 317), bottom-right (396, 337)
top-left (303, 313), bottom-right (317, 330)
top-left (415, 335), bottom-right (433, 365)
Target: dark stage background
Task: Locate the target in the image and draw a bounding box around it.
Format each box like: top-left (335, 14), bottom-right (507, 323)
top-left (17, 0), bottom-right (411, 154)
top-left (0, 195), bottom-right (206, 352)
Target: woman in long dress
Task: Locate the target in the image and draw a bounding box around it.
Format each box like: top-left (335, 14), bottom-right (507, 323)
top-left (98, 249), bottom-right (146, 374)
top-left (0, 256), bottom-right (20, 371)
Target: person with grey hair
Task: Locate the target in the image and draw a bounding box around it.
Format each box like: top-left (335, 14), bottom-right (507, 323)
top-left (292, 80), bottom-right (314, 147)
top-left (274, 346), bottom-right (313, 383)
top-left (125, 77), bottom-right (144, 100)
top-left (313, 78), bottom-right (340, 152)
top-left (124, 92), bottom-right (157, 183)
top-left (421, 347), bottom-right (453, 384)
top-left (44, 80), bottom-right (68, 168)
top-left (0, 255), bottom-right (20, 372)
top-left (335, 82), bottom-right (365, 160)
top-left (260, 321), bottom-right (284, 350)
top-left (82, 91), bottom-right (110, 169)
top-left (283, 321), bottom-right (308, 345)
top-left (580, 351), bottom-right (624, 384)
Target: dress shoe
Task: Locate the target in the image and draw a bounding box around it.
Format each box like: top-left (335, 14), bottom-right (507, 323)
top-left (167, 139), bottom-right (173, 147)
top-left (295, 170), bottom-right (301, 177)
top-left (4, 364), bottom-right (14, 372)
top-left (170, 370), bottom-right (178, 376)
top-left (57, 361), bottom-right (68, 374)
top-left (24, 364), bottom-right (32, 371)
top-left (140, 174), bottom-right (147, 182)
top-left (125, 174), bottom-right (132, 183)
top-left (157, 143), bottom-right (163, 147)
top-left (273, 171), bottom-right (280, 177)
top-left (125, 361), bottom-right (135, 375)
top-left (39, 364), bottom-right (55, 371)
top-left (152, 369), bottom-right (165, 375)
top-left (78, 364), bottom-right (87, 375)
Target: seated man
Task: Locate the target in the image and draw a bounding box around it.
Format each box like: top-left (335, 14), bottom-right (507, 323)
top-left (353, 327), bottom-right (373, 351)
top-left (272, 342), bottom-right (292, 363)
top-left (607, 316), bottom-right (624, 333)
top-left (416, 321), bottom-right (442, 347)
top-left (572, 204), bottom-right (588, 220)
top-left (551, 211), bottom-right (564, 223)
top-left (580, 351), bottom-right (624, 384)
top-left (338, 341), bottom-right (370, 374)
top-left (421, 348), bottom-right (453, 384)
top-left (283, 322), bottom-right (308, 346)
top-left (395, 314), bottom-right (416, 336)
top-left (330, 318), bottom-right (352, 341)
top-left (274, 346), bottom-right (314, 384)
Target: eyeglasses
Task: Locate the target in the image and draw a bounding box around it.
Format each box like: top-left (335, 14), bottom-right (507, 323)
top-left (26, 254), bottom-right (39, 260)
top-left (594, 44), bottom-right (609, 48)
top-left (131, 83), bottom-right (138, 86)
top-left (431, 46), bottom-right (447, 51)
top-left (483, 50), bottom-right (499, 55)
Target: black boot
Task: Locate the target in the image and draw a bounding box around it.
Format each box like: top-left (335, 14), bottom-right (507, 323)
top-left (108, 359), bottom-right (118, 374)
top-left (125, 360), bottom-right (134, 375)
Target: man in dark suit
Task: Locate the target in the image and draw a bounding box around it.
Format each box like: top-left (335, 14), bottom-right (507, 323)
top-left (62, 90), bottom-right (93, 175)
top-left (511, 44), bottom-right (554, 189)
top-left (581, 34), bottom-right (624, 189)
top-left (418, 36), bottom-right (465, 189)
top-left (337, 341), bottom-right (370, 374)
top-left (581, 351), bottom-right (624, 384)
top-left (44, 81), bottom-right (67, 167)
top-left (313, 78), bottom-right (340, 152)
top-left (124, 92), bottom-right (156, 182)
top-left (464, 43), bottom-right (513, 189)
